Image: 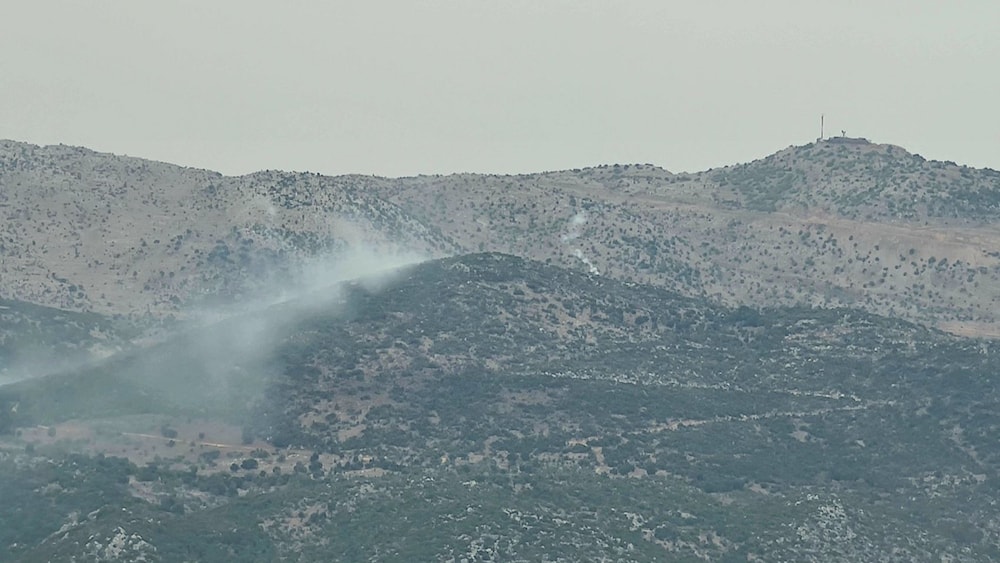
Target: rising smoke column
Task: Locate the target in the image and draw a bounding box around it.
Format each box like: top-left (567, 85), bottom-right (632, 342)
top-left (561, 211), bottom-right (600, 275)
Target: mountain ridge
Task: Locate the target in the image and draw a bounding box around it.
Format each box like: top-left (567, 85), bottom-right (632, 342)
top-left (3, 138), bottom-right (1000, 337)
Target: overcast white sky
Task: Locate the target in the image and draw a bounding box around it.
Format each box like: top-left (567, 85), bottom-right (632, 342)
top-left (2, 1), bottom-right (998, 177)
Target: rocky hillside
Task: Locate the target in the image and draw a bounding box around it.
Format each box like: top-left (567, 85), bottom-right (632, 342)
top-left (2, 254), bottom-right (1000, 561)
top-left (2, 138), bottom-right (999, 336)
top-left (0, 140), bottom-right (454, 315)
top-left (374, 139), bottom-right (1000, 336)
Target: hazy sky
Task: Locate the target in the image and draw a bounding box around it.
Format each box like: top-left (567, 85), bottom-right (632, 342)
top-left (2, 1), bottom-right (998, 177)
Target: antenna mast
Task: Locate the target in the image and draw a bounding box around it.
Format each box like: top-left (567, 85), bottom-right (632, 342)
top-left (820, 114), bottom-right (824, 141)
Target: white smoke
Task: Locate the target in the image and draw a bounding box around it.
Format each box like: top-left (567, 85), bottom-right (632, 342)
top-left (0, 180), bottom-right (431, 433)
top-left (104, 244), bottom-right (427, 417)
top-left (559, 210), bottom-right (600, 275)
top-left (243, 193), bottom-right (279, 220)
top-left (560, 211), bottom-right (588, 242)
top-left (573, 248), bottom-right (601, 275)
top-left (266, 245), bottom-right (426, 309)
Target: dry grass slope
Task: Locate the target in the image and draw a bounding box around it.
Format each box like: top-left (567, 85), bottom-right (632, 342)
top-left (3, 138), bottom-right (1000, 335)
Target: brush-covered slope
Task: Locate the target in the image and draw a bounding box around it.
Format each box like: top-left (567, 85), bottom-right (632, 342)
top-left (0, 298), bottom-right (137, 385)
top-left (707, 138), bottom-right (1000, 218)
top-left (5, 139), bottom-right (1000, 336)
top-left (0, 140), bottom-right (455, 315)
top-left (2, 254), bottom-right (999, 561)
top-left (375, 139), bottom-right (1000, 334)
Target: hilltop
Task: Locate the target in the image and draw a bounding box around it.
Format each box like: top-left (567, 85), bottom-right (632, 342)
top-left (2, 138), bottom-right (999, 337)
top-left (374, 139), bottom-right (1000, 336)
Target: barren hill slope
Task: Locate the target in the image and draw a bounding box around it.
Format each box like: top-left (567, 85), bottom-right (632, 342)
top-left (374, 139), bottom-right (1000, 335)
top-left (3, 138), bottom-right (999, 335)
top-left (0, 140), bottom-right (455, 315)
